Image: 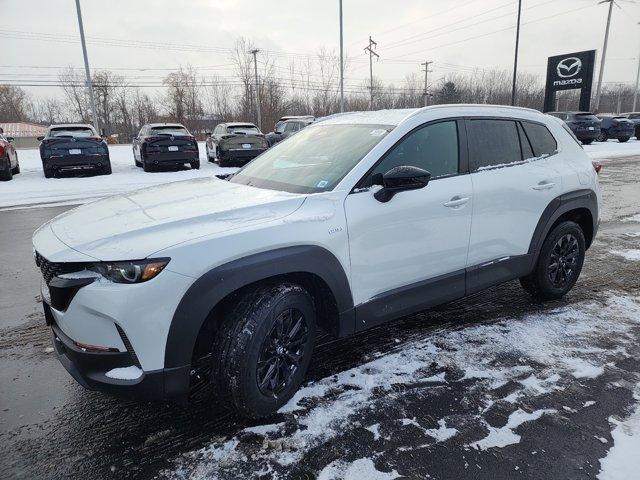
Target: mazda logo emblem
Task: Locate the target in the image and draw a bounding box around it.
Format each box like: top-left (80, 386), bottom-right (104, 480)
top-left (557, 57), bottom-right (582, 79)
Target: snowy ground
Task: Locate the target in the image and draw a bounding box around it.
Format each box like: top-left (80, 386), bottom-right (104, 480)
top-left (0, 138), bottom-right (639, 210)
top-left (0, 143), bottom-right (236, 210)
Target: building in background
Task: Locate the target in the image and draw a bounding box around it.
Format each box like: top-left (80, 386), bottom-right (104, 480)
top-left (0, 122), bottom-right (48, 148)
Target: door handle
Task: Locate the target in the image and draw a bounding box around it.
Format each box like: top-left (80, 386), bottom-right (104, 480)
top-left (443, 196), bottom-right (469, 208)
top-left (532, 181), bottom-right (555, 191)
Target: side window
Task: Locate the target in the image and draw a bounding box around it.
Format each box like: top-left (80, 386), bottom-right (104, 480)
top-left (370, 121), bottom-right (459, 181)
top-left (517, 122), bottom-right (535, 160)
top-left (522, 122), bottom-right (557, 157)
top-left (468, 119), bottom-right (521, 170)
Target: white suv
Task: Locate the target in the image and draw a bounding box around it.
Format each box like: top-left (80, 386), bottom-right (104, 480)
top-left (33, 105), bottom-right (601, 417)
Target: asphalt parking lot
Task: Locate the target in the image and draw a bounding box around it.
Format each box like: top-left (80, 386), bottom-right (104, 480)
top-left (1, 155), bottom-right (639, 480)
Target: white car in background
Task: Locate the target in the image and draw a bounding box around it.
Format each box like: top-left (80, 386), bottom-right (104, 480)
top-left (32, 105), bottom-right (601, 418)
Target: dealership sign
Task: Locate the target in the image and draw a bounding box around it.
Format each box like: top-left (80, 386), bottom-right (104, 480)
top-left (543, 50), bottom-right (596, 112)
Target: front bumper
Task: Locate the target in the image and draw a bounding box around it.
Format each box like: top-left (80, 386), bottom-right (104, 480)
top-left (143, 151), bottom-right (198, 166)
top-left (43, 154), bottom-right (110, 172)
top-left (46, 302), bottom-right (190, 402)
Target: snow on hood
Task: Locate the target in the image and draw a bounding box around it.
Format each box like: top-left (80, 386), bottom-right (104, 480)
top-left (42, 177), bottom-right (305, 261)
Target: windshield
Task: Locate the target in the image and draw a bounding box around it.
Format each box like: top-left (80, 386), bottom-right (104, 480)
top-left (228, 125), bottom-right (260, 134)
top-left (229, 124), bottom-right (392, 194)
top-left (49, 127), bottom-right (95, 138)
top-left (150, 126), bottom-right (190, 136)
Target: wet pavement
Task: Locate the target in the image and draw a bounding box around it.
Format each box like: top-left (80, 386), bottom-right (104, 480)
top-left (1, 156), bottom-right (639, 480)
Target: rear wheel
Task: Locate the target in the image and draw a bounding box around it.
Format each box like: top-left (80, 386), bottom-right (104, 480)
top-left (211, 283), bottom-right (316, 418)
top-left (102, 162), bottom-right (112, 175)
top-left (142, 159), bottom-right (153, 172)
top-left (0, 156), bottom-right (13, 181)
top-left (581, 139), bottom-right (593, 145)
top-left (520, 221), bottom-right (585, 301)
top-left (190, 160), bottom-right (200, 170)
top-left (618, 137), bottom-right (630, 143)
top-left (12, 154), bottom-right (20, 174)
top-left (596, 131), bottom-right (608, 142)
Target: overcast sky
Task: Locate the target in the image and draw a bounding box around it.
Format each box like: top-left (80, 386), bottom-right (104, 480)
top-left (1, 0), bottom-right (638, 100)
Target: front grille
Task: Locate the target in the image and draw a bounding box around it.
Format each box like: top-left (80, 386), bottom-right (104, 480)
top-left (35, 251), bottom-right (87, 285)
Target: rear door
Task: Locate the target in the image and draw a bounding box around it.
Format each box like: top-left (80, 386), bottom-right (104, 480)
top-left (467, 118), bottom-right (561, 274)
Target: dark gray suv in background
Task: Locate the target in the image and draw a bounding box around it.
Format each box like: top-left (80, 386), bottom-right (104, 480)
top-left (622, 112), bottom-right (640, 139)
top-left (547, 112), bottom-right (600, 145)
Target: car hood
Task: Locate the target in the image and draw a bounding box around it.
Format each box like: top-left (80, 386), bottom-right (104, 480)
top-left (40, 177), bottom-right (306, 261)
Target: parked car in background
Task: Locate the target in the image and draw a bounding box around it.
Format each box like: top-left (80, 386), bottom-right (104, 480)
top-left (133, 123), bottom-right (199, 172)
top-left (266, 117), bottom-right (315, 147)
top-left (622, 112), bottom-right (640, 139)
top-left (32, 105), bottom-right (600, 418)
top-left (205, 122), bottom-right (268, 167)
top-left (547, 112), bottom-right (600, 145)
top-left (596, 115), bottom-right (634, 143)
top-left (273, 115), bottom-right (315, 131)
top-left (0, 131), bottom-right (20, 181)
top-left (38, 124), bottom-right (111, 178)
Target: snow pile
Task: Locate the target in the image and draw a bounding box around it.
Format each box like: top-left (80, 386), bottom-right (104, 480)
top-left (166, 294), bottom-right (640, 479)
top-left (611, 250), bottom-right (640, 262)
top-left (105, 366), bottom-right (143, 380)
top-left (0, 143), bottom-right (235, 210)
top-left (598, 385), bottom-right (640, 480)
top-left (317, 458), bottom-right (400, 480)
top-left (584, 140), bottom-right (640, 159)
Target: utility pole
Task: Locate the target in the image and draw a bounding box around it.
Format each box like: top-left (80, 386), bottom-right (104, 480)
top-left (364, 36), bottom-right (379, 110)
top-left (594, 0), bottom-right (616, 111)
top-left (74, 0), bottom-right (99, 134)
top-left (511, 0), bottom-right (523, 106)
top-left (633, 22), bottom-right (640, 112)
top-left (421, 61), bottom-right (433, 107)
top-left (250, 49), bottom-right (261, 130)
top-left (339, 0), bottom-right (345, 112)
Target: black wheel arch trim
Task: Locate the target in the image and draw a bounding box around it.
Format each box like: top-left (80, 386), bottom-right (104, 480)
top-left (527, 188), bottom-right (598, 269)
top-left (164, 245), bottom-right (354, 370)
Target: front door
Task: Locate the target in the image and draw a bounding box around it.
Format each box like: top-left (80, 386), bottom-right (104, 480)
top-left (344, 120), bottom-right (473, 329)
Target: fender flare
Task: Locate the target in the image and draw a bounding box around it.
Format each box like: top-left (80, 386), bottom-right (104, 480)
top-left (527, 188), bottom-right (598, 269)
top-left (164, 245), bottom-right (354, 370)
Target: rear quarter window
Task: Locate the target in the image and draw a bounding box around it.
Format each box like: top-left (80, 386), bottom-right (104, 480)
top-left (521, 122), bottom-right (557, 157)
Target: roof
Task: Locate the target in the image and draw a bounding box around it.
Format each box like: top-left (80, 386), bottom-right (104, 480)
top-left (279, 115), bottom-right (315, 121)
top-left (0, 122), bottom-right (48, 138)
top-left (49, 123), bottom-right (95, 129)
top-left (316, 105), bottom-right (543, 127)
top-left (147, 123), bottom-right (186, 128)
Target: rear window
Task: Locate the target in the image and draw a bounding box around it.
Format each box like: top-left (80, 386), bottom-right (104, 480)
top-left (573, 113), bottom-right (599, 122)
top-left (521, 122), bottom-right (557, 158)
top-left (150, 126), bottom-right (190, 136)
top-left (49, 127), bottom-right (95, 138)
top-left (468, 119), bottom-right (522, 170)
top-left (228, 125), bottom-right (260, 134)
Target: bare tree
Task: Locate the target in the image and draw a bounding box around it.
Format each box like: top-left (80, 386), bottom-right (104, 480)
top-left (0, 85), bottom-right (32, 122)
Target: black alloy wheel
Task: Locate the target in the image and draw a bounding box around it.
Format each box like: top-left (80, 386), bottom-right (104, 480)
top-left (547, 233), bottom-right (579, 288)
top-left (256, 307), bottom-right (309, 398)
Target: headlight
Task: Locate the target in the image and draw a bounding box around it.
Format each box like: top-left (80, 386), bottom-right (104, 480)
top-left (89, 258), bottom-right (170, 284)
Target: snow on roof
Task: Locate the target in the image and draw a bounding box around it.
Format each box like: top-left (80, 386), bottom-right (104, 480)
top-left (0, 122), bottom-right (48, 138)
top-left (226, 122), bottom-right (258, 127)
top-left (148, 123), bottom-right (186, 128)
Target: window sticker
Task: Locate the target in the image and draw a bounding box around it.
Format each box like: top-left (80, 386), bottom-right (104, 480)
top-left (316, 180), bottom-right (329, 188)
top-left (370, 129), bottom-right (387, 137)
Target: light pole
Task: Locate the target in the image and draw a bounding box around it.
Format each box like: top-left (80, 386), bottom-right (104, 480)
top-left (339, 0), bottom-right (345, 112)
top-left (511, 0), bottom-right (523, 106)
top-left (250, 49), bottom-right (261, 130)
top-left (74, 0), bottom-right (99, 134)
top-left (594, 0), bottom-right (616, 111)
top-left (633, 22), bottom-right (640, 112)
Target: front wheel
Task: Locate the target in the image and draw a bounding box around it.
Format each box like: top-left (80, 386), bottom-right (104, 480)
top-left (596, 131), bottom-right (608, 142)
top-left (581, 139), bottom-right (593, 145)
top-left (618, 137), bottom-right (630, 143)
top-left (211, 283), bottom-right (316, 418)
top-left (190, 160), bottom-right (200, 170)
top-left (520, 221), bottom-right (585, 301)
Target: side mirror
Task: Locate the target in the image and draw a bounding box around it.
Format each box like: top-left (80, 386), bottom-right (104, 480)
top-left (37, 136), bottom-right (45, 141)
top-left (6, 137), bottom-right (14, 142)
top-left (373, 165), bottom-right (431, 203)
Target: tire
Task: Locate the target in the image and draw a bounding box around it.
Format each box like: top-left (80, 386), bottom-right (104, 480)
top-left (43, 166), bottom-right (53, 179)
top-left (618, 137), bottom-right (630, 143)
top-left (143, 159), bottom-right (153, 172)
top-left (102, 162), bottom-right (112, 175)
top-left (0, 156), bottom-right (13, 181)
top-left (581, 139), bottom-right (593, 145)
top-left (191, 160), bottom-right (200, 170)
top-left (596, 131), bottom-right (608, 142)
top-left (520, 221), bottom-right (586, 301)
top-left (211, 283), bottom-right (316, 418)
